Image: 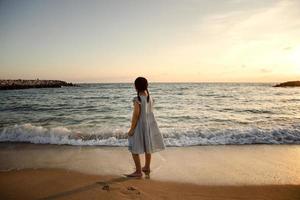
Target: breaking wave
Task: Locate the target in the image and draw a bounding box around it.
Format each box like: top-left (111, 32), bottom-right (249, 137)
top-left (1, 123), bottom-right (300, 146)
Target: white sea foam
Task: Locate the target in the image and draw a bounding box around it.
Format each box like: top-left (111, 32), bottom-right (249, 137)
top-left (1, 83), bottom-right (300, 147)
top-left (1, 123), bottom-right (300, 146)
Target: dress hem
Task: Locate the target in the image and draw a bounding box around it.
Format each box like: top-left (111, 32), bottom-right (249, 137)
top-left (128, 147), bottom-right (166, 154)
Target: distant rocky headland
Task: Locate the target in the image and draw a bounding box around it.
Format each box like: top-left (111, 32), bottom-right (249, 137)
top-left (273, 81), bottom-right (300, 87)
top-left (0, 79), bottom-right (77, 90)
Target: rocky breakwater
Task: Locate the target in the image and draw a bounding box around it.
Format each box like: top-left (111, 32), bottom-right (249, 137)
top-left (273, 81), bottom-right (300, 87)
top-left (0, 79), bottom-right (77, 90)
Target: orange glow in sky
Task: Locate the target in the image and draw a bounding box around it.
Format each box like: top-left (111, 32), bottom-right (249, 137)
top-left (0, 0), bottom-right (299, 83)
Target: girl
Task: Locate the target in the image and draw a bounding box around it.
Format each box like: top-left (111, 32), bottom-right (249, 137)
top-left (126, 77), bottom-right (165, 177)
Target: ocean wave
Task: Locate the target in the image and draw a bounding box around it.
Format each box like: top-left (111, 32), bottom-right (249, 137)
top-left (0, 123), bottom-right (300, 146)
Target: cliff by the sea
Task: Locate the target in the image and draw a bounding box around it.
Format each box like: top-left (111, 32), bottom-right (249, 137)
top-left (0, 79), bottom-right (76, 90)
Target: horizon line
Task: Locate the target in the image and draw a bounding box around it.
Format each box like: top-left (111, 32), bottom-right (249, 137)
top-left (76, 81), bottom-right (281, 84)
top-left (1, 79), bottom-right (296, 84)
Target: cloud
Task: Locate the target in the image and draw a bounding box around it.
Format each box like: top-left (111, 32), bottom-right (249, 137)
top-left (203, 0), bottom-right (300, 42)
top-left (193, 0), bottom-right (300, 69)
top-left (283, 46), bottom-right (292, 50)
top-left (260, 68), bottom-right (272, 73)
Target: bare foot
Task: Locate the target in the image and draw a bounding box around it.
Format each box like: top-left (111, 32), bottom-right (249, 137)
top-left (142, 167), bottom-right (151, 177)
top-left (125, 171), bottom-right (143, 178)
top-left (142, 166), bottom-right (150, 173)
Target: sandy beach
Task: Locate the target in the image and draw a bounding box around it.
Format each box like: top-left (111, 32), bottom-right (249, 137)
top-left (1, 168), bottom-right (300, 200)
top-left (1, 143), bottom-right (300, 199)
top-left (2, 0), bottom-right (300, 198)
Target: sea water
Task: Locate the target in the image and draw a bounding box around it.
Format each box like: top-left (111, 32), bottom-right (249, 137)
top-left (1, 82), bottom-right (300, 146)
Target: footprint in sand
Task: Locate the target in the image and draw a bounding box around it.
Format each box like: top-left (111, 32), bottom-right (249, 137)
top-left (121, 186), bottom-right (141, 195)
top-left (102, 184), bottom-right (110, 191)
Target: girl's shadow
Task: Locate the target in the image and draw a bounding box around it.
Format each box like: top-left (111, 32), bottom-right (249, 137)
top-left (38, 176), bottom-right (146, 200)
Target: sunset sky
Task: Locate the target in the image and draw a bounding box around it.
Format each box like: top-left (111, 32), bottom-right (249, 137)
top-left (0, 0), bottom-right (299, 83)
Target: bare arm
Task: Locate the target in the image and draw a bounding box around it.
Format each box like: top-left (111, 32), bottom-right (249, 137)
top-left (128, 101), bottom-right (140, 136)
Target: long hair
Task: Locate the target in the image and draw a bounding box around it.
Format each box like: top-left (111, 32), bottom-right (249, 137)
top-left (134, 77), bottom-right (150, 103)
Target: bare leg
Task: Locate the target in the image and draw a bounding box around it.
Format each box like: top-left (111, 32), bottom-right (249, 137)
top-left (142, 153), bottom-right (151, 171)
top-left (132, 153), bottom-right (142, 173)
top-left (126, 153), bottom-right (142, 177)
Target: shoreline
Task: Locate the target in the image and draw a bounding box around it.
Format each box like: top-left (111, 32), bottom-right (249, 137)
top-left (1, 143), bottom-right (300, 199)
top-left (2, 140), bottom-right (300, 147)
top-left (1, 168), bottom-right (299, 200)
top-left (1, 143), bottom-right (300, 185)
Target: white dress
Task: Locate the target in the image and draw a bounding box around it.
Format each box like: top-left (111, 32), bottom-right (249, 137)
top-left (128, 95), bottom-right (165, 154)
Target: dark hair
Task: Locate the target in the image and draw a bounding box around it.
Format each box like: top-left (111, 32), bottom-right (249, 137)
top-left (134, 77), bottom-right (150, 103)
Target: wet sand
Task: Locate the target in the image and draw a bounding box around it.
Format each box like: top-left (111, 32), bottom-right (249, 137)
top-left (1, 143), bottom-right (300, 199)
top-left (1, 168), bottom-right (300, 200)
